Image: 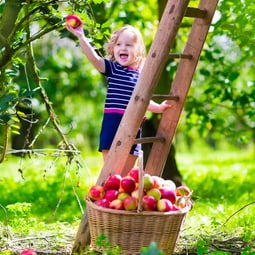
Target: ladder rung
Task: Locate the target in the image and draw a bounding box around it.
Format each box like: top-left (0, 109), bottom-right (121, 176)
top-left (185, 7), bottom-right (207, 18)
top-left (169, 53), bottom-right (193, 59)
top-left (134, 137), bottom-right (165, 144)
top-left (152, 94), bottom-right (179, 101)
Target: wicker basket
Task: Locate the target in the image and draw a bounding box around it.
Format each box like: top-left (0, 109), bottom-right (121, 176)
top-left (86, 198), bottom-right (190, 255)
top-left (87, 152), bottom-right (190, 254)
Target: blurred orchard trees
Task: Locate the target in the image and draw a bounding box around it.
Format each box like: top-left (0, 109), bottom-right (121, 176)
top-left (0, 0), bottom-right (255, 163)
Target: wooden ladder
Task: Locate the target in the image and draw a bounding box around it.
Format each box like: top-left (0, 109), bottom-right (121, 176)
top-left (72, 0), bottom-right (219, 252)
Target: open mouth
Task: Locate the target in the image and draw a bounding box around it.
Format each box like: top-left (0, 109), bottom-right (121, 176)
top-left (120, 53), bottom-right (128, 60)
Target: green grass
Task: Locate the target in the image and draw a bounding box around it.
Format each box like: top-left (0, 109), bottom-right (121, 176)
top-left (175, 146), bottom-right (255, 254)
top-left (0, 145), bottom-right (255, 254)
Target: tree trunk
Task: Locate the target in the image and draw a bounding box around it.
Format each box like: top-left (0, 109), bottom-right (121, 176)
top-left (0, 0), bottom-right (25, 68)
top-left (142, 119), bottom-right (183, 187)
top-left (142, 0), bottom-right (183, 186)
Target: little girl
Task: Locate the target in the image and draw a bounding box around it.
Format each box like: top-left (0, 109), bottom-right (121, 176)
top-left (66, 22), bottom-right (171, 175)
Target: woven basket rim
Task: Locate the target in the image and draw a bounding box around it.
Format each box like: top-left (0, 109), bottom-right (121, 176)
top-left (86, 197), bottom-right (191, 216)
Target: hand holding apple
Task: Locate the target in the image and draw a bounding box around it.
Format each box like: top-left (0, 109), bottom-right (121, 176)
top-left (66, 14), bottom-right (82, 28)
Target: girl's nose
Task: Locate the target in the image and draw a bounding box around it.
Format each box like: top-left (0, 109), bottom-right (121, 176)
top-left (120, 44), bottom-right (126, 50)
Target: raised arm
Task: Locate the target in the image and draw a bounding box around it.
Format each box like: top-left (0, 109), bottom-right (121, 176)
top-left (66, 23), bottom-right (105, 73)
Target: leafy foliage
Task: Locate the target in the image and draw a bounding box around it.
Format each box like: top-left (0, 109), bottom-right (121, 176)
top-left (0, 0), bottom-right (255, 160)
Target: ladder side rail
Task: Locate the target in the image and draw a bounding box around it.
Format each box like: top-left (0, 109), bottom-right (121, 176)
top-left (145, 0), bottom-right (219, 176)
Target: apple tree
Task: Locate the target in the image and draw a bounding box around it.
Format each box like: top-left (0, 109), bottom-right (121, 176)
top-left (183, 0), bottom-right (255, 148)
top-left (0, 0), bottom-right (110, 162)
top-left (1, 0), bottom-right (254, 166)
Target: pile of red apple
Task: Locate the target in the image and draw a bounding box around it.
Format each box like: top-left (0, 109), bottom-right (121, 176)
top-left (87, 168), bottom-right (192, 212)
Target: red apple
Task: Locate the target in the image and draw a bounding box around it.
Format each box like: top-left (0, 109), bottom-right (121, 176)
top-left (157, 198), bottom-right (173, 212)
top-left (20, 249), bottom-right (37, 255)
top-left (95, 198), bottom-right (110, 208)
top-left (88, 185), bottom-right (105, 201)
top-left (104, 174), bottom-right (122, 190)
top-left (66, 14), bottom-right (82, 28)
top-left (142, 195), bottom-right (157, 211)
top-left (117, 192), bottom-right (129, 201)
top-left (109, 199), bottom-right (124, 210)
top-left (120, 176), bottom-right (136, 194)
top-left (159, 187), bottom-right (176, 204)
top-left (146, 188), bottom-right (161, 201)
top-left (143, 174), bottom-right (154, 191)
top-left (104, 189), bottom-right (119, 202)
top-left (176, 185), bottom-right (192, 197)
top-left (123, 196), bottom-right (138, 210)
top-left (152, 176), bottom-right (164, 188)
top-left (128, 167), bottom-right (143, 183)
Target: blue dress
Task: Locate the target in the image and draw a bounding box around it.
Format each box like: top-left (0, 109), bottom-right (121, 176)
top-left (99, 59), bottom-right (142, 156)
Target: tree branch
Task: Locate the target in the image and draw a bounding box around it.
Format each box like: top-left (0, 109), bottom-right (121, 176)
top-left (222, 201), bottom-right (255, 226)
top-left (0, 124), bottom-right (9, 163)
top-left (25, 28), bottom-right (79, 163)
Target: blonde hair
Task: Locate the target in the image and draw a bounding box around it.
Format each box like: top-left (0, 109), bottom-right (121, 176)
top-left (104, 25), bottom-right (146, 68)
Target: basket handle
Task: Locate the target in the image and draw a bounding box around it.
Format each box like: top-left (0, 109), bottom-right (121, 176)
top-left (137, 150), bottom-right (144, 213)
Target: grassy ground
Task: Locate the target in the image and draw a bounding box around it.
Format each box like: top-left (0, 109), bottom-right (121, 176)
top-left (175, 145), bottom-right (255, 254)
top-left (0, 144), bottom-right (254, 254)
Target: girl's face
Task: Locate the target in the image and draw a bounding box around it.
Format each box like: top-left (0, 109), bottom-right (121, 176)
top-left (113, 29), bottom-right (139, 68)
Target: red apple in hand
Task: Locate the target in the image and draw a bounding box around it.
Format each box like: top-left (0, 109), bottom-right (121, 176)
top-left (120, 176), bottom-right (136, 194)
top-left (142, 195), bottom-right (157, 211)
top-left (66, 14), bottom-right (82, 28)
top-left (104, 174), bottom-right (122, 190)
top-left (88, 185), bottom-right (105, 201)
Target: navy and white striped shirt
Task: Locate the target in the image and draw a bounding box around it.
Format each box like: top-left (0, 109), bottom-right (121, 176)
top-left (103, 59), bottom-right (140, 114)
